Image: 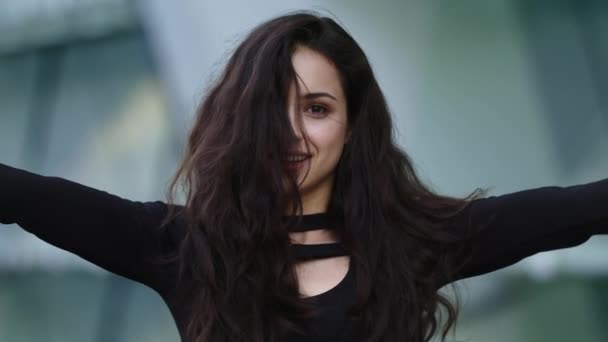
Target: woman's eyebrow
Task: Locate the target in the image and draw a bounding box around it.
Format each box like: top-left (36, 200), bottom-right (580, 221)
top-left (301, 92), bottom-right (337, 101)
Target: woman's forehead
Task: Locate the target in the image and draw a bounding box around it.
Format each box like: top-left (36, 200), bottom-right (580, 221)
top-left (290, 46), bottom-right (344, 101)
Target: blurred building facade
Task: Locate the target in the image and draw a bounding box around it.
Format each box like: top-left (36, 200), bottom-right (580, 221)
top-left (0, 0), bottom-right (607, 341)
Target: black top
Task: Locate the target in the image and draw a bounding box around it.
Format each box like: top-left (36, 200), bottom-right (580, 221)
top-left (1, 162), bottom-right (607, 341)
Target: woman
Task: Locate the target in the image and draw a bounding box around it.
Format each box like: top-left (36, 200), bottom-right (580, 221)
top-left (1, 11), bottom-right (607, 342)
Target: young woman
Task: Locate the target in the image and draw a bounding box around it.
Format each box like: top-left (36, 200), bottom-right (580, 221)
top-left (1, 11), bottom-right (607, 342)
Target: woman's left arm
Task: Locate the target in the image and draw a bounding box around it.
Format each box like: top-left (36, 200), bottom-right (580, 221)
top-left (446, 177), bottom-right (608, 282)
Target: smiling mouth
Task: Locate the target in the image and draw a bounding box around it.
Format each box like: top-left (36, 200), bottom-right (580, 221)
top-left (283, 154), bottom-right (311, 162)
top-left (282, 155), bottom-right (311, 172)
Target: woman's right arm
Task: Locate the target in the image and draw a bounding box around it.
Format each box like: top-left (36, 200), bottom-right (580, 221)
top-left (0, 162), bottom-right (181, 292)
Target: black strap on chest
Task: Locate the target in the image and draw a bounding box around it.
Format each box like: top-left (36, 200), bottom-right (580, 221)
top-left (290, 242), bottom-right (348, 260)
top-left (284, 212), bottom-right (331, 232)
top-left (284, 212), bottom-right (349, 260)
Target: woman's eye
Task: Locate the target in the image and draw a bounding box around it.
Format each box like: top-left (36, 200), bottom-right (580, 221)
top-left (306, 104), bottom-right (328, 116)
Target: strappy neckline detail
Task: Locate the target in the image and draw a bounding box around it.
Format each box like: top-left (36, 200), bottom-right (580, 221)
top-left (283, 212), bottom-right (331, 232)
top-left (300, 255), bottom-right (354, 302)
top-left (284, 212), bottom-right (353, 301)
top-left (290, 242), bottom-right (347, 260)
top-left (285, 212), bottom-right (348, 260)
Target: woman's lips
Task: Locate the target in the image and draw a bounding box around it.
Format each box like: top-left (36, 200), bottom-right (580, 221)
top-left (283, 157), bottom-right (311, 172)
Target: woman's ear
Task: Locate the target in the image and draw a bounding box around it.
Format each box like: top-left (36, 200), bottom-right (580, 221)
top-left (345, 130), bottom-right (352, 144)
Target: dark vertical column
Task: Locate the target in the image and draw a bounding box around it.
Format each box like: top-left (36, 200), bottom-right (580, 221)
top-left (568, 0), bottom-right (608, 124)
top-left (515, 0), bottom-right (607, 175)
top-left (23, 45), bottom-right (65, 170)
top-left (95, 276), bottom-right (134, 342)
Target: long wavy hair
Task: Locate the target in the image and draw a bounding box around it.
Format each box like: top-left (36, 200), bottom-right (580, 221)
top-left (159, 11), bottom-right (488, 342)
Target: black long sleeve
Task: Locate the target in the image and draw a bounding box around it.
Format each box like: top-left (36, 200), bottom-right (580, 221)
top-left (447, 177), bottom-right (608, 282)
top-left (3, 161), bottom-right (607, 287)
top-left (0, 162), bottom-right (180, 293)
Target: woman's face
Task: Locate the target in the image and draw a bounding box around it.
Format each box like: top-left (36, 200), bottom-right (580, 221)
top-left (284, 45), bottom-right (350, 208)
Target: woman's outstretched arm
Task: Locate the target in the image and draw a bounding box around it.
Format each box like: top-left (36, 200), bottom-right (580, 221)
top-left (446, 177), bottom-right (608, 283)
top-left (0, 162), bottom-right (181, 293)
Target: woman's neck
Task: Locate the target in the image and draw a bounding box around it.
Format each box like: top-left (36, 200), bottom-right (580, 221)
top-left (290, 187), bottom-right (332, 215)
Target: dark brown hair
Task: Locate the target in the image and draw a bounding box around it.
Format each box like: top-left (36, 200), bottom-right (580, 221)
top-left (160, 10), bottom-right (487, 342)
